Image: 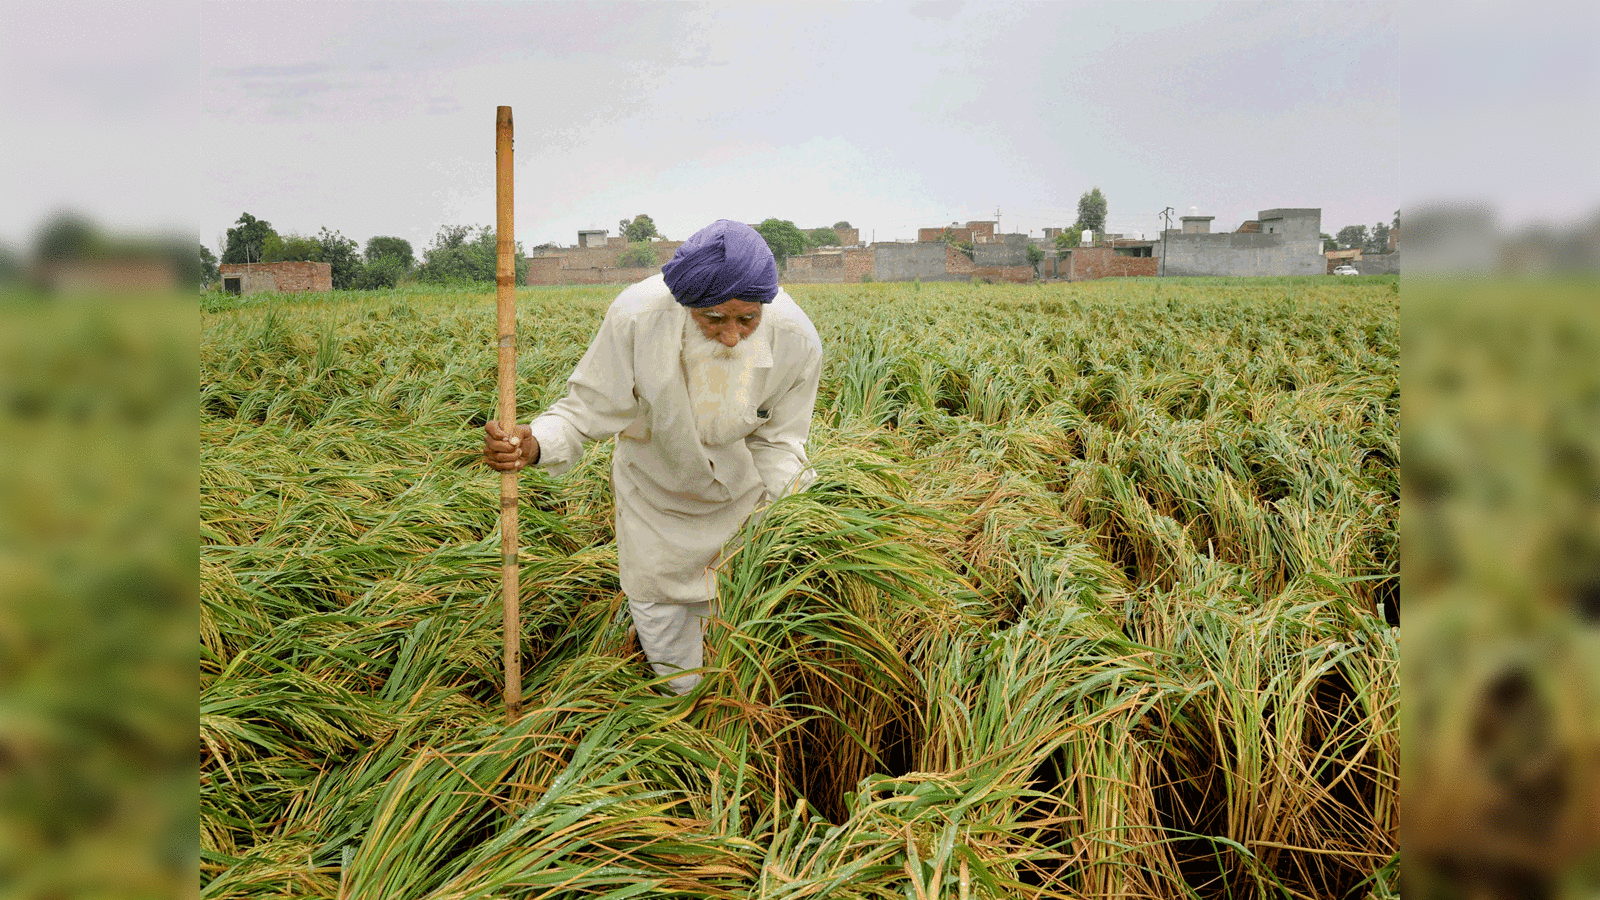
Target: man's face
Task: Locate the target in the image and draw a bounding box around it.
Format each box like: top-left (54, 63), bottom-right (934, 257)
top-left (689, 299), bottom-right (763, 348)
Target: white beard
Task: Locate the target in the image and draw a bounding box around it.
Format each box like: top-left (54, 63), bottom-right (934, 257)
top-left (682, 314), bottom-right (759, 447)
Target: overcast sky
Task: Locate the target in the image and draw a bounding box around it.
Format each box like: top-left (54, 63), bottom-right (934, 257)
top-left (3, 1), bottom-right (1593, 255)
top-left (194, 0), bottom-right (1406, 252)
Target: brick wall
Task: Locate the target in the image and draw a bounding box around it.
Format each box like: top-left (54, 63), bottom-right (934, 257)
top-left (945, 245), bottom-right (976, 275)
top-left (780, 252), bottom-right (843, 284)
top-left (780, 248), bottom-right (875, 283)
top-left (842, 247), bottom-right (873, 281)
top-left (43, 259), bottom-right (178, 294)
top-left (524, 240), bottom-right (683, 285)
top-left (219, 261), bottom-right (331, 293)
top-left (918, 226), bottom-right (973, 243)
top-left (526, 265), bottom-right (663, 286)
top-left (874, 243), bottom-right (958, 281)
top-left (1353, 252), bottom-right (1400, 275)
top-left (834, 226), bottom-right (860, 247)
top-left (1068, 247), bottom-right (1157, 281)
top-left (966, 221), bottom-right (996, 241)
top-left (969, 265), bottom-right (1035, 283)
top-left (526, 257), bottom-right (564, 282)
top-left (973, 240), bottom-right (1029, 267)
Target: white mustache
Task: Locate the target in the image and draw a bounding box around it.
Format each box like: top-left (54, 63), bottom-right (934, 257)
top-left (684, 330), bottom-right (753, 362)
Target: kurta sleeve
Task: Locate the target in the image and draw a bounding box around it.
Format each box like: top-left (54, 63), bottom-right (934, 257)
top-left (527, 306), bottom-right (641, 478)
top-left (745, 342), bottom-right (821, 500)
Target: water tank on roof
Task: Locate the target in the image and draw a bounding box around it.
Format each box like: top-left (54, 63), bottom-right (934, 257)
top-left (1082, 229), bottom-right (1093, 245)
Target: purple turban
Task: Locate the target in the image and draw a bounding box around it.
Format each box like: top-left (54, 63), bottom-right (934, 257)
top-left (660, 219), bottom-right (778, 307)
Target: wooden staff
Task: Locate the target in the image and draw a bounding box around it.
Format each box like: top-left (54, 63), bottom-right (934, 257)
top-left (495, 106), bottom-right (521, 720)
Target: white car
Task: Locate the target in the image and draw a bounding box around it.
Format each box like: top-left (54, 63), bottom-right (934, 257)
top-left (1333, 264), bottom-right (1359, 276)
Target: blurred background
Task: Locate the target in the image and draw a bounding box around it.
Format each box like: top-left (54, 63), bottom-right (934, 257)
top-left (4, 0), bottom-right (1598, 897)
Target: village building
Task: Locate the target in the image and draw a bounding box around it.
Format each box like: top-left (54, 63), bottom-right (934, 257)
top-left (1155, 208), bottom-right (1325, 277)
top-left (219, 261), bottom-right (332, 294)
top-left (518, 208), bottom-right (1382, 286)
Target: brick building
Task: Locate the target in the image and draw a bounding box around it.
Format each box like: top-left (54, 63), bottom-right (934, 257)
top-left (1062, 244), bottom-right (1159, 280)
top-left (524, 233), bottom-right (685, 286)
top-left (219, 261), bottom-right (332, 294)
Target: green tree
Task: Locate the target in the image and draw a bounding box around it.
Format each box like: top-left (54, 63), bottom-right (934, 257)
top-left (261, 232), bottom-right (320, 263)
top-left (0, 244), bottom-right (23, 285)
top-left (1335, 225), bottom-right (1368, 251)
top-left (353, 257), bottom-right (405, 290)
top-left (1321, 233), bottom-right (1338, 253)
top-left (222, 213), bottom-right (276, 264)
top-left (364, 236), bottom-right (414, 270)
top-left (619, 214), bottom-right (659, 243)
top-left (316, 227), bottom-right (362, 289)
top-left (1026, 243), bottom-right (1044, 274)
top-left (33, 212), bottom-right (103, 261)
top-left (753, 219), bottom-right (807, 270)
top-left (937, 227), bottom-right (973, 261)
top-left (805, 227), bottom-right (839, 249)
top-left (200, 244), bottom-right (219, 286)
top-left (1077, 188), bottom-right (1108, 236)
top-left (1367, 222), bottom-right (1391, 255)
top-left (832, 220), bottom-right (852, 230)
top-left (1053, 229), bottom-right (1081, 258)
top-left (416, 225), bottom-right (528, 285)
top-left (618, 242), bottom-right (659, 268)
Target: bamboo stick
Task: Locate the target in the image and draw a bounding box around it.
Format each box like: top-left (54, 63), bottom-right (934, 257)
top-left (495, 105), bottom-right (521, 720)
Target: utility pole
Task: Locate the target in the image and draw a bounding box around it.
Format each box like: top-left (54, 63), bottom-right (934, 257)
top-left (1159, 207), bottom-right (1174, 277)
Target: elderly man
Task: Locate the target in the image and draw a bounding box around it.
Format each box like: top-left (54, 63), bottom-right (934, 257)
top-left (483, 219), bottom-right (823, 694)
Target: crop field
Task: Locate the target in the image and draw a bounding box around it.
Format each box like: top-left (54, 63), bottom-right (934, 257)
top-left (201, 277), bottom-right (1399, 899)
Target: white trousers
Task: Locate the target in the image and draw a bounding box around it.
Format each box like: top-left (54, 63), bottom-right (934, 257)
top-left (629, 596), bottom-right (713, 694)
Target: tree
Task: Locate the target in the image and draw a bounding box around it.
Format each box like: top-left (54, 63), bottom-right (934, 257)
top-left (223, 213), bottom-right (276, 264)
top-left (261, 232), bottom-right (320, 263)
top-left (753, 219), bottom-right (807, 270)
top-left (832, 220), bottom-right (852, 230)
top-left (937, 227), bottom-right (973, 261)
top-left (416, 224), bottom-right (528, 285)
top-left (1335, 225), bottom-right (1368, 252)
top-left (364, 236), bottom-right (414, 270)
top-left (200, 244), bottom-right (219, 286)
top-left (0, 244), bottom-right (23, 285)
top-left (1077, 188), bottom-right (1108, 237)
top-left (1053, 230), bottom-right (1081, 258)
top-left (805, 227), bottom-right (839, 249)
top-left (1321, 233), bottom-right (1338, 253)
top-left (358, 236), bottom-right (413, 289)
top-left (620, 214), bottom-right (659, 243)
top-left (316, 227), bottom-right (362, 289)
top-left (1026, 243), bottom-right (1045, 275)
top-left (353, 257), bottom-right (406, 290)
top-left (33, 212), bottom-right (103, 261)
top-left (618, 242), bottom-right (658, 268)
top-left (1366, 222), bottom-right (1391, 255)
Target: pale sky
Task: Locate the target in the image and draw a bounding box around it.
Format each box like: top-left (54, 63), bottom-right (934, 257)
top-left (194, 0), bottom-right (1402, 253)
top-left (3, 1), bottom-right (1593, 255)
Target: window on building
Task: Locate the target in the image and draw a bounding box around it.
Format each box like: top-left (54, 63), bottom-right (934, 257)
top-left (224, 276), bottom-right (241, 295)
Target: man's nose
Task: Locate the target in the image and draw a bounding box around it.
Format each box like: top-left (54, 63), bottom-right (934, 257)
top-left (717, 330), bottom-right (739, 347)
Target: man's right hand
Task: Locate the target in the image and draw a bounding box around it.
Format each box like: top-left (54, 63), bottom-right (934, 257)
top-left (484, 420), bottom-right (539, 472)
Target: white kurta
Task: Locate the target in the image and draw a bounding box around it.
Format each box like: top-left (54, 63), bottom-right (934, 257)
top-left (527, 274), bottom-right (822, 686)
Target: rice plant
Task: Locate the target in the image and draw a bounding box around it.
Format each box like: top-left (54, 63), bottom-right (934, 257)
top-left (201, 277), bottom-right (1398, 898)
